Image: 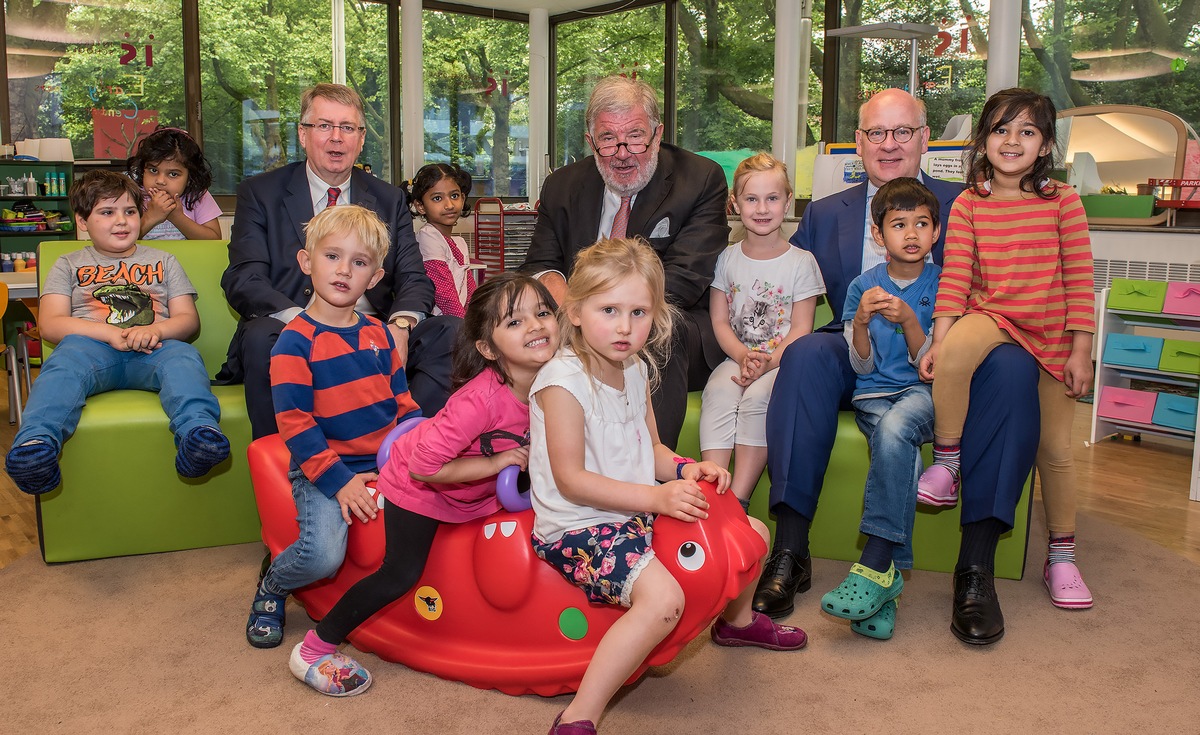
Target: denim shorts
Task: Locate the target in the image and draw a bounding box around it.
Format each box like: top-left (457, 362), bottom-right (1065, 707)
top-left (533, 513), bottom-right (657, 607)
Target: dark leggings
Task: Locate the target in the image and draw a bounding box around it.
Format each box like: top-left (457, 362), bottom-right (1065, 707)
top-left (315, 499), bottom-right (440, 645)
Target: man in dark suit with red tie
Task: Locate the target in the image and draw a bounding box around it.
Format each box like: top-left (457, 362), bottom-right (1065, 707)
top-left (522, 75), bottom-right (731, 446)
top-left (219, 83), bottom-right (457, 439)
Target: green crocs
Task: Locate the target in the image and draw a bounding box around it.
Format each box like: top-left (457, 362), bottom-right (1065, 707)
top-left (852, 599), bottom-right (897, 640)
top-left (820, 563), bottom-right (903, 621)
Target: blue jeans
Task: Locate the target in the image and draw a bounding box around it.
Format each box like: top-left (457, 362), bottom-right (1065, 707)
top-left (260, 469), bottom-right (348, 596)
top-left (852, 385), bottom-right (934, 570)
top-left (13, 334), bottom-right (221, 452)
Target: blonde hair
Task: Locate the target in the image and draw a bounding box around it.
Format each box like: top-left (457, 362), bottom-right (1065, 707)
top-left (560, 237), bottom-right (676, 389)
top-left (303, 204), bottom-right (389, 269)
top-left (731, 152), bottom-right (793, 202)
top-left (300, 83), bottom-right (365, 126)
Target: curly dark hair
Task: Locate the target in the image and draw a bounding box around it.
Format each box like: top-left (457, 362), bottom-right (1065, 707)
top-left (450, 271), bottom-right (556, 393)
top-left (964, 88), bottom-right (1059, 200)
top-left (126, 126), bottom-right (214, 209)
top-left (403, 162), bottom-right (473, 218)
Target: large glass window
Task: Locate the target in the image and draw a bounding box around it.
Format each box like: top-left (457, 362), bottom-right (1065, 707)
top-left (553, 5), bottom-right (666, 168)
top-left (346, 1), bottom-right (392, 182)
top-left (677, 0), bottom-right (774, 167)
top-left (422, 10), bottom-right (529, 197)
top-left (832, 0), bottom-right (991, 142)
top-left (1019, 0), bottom-right (1200, 131)
top-left (5, 0), bottom-right (185, 160)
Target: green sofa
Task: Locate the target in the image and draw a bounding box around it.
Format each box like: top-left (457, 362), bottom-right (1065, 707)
top-left (34, 240), bottom-right (261, 562)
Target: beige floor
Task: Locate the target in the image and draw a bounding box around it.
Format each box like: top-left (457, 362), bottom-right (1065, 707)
top-left (1, 381), bottom-right (1198, 570)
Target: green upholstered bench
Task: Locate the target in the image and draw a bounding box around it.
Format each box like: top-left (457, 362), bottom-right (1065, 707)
top-left (33, 240), bottom-right (261, 562)
top-left (674, 295), bottom-right (1032, 580)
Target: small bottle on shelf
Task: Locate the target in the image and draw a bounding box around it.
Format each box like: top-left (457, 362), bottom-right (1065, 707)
top-left (45, 173), bottom-right (54, 196)
top-left (1, 254), bottom-right (12, 272)
top-left (25, 172), bottom-right (37, 196)
top-left (13, 252), bottom-right (25, 271)
top-left (58, 173), bottom-right (67, 196)
top-left (25, 251), bottom-right (36, 269)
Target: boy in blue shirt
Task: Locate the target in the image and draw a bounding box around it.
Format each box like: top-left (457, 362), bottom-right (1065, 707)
top-left (818, 177), bottom-right (942, 640)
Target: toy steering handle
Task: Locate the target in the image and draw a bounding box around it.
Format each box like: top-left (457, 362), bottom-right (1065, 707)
top-left (496, 465), bottom-right (531, 512)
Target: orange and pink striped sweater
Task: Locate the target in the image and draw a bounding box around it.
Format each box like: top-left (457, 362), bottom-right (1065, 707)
top-left (933, 184), bottom-right (1095, 381)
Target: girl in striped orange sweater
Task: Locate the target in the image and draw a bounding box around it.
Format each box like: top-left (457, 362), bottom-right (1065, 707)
top-left (917, 88), bottom-right (1096, 610)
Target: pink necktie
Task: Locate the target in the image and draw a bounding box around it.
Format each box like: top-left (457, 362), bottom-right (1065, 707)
top-left (610, 196), bottom-right (632, 239)
top-left (326, 187), bottom-right (341, 209)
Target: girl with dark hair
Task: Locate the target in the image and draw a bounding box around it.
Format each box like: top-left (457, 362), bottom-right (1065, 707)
top-left (405, 162), bottom-right (476, 317)
top-left (287, 271), bottom-right (559, 696)
top-left (127, 126), bottom-right (221, 240)
top-left (918, 88), bottom-right (1097, 613)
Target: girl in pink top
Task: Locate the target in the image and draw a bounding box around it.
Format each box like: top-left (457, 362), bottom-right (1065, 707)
top-left (408, 162), bottom-right (477, 317)
top-left (287, 272), bottom-right (560, 696)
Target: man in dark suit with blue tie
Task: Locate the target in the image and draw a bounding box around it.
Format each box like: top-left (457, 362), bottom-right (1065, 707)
top-left (755, 89), bottom-right (1040, 645)
top-left (219, 83), bottom-right (457, 439)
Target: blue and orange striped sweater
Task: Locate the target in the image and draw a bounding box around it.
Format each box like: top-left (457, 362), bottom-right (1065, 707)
top-left (270, 311), bottom-right (420, 497)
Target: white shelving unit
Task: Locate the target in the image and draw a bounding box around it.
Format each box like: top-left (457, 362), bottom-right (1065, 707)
top-left (1090, 287), bottom-right (1200, 501)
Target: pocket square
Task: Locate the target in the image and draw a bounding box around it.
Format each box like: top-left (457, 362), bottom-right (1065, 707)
top-left (649, 218), bottom-right (671, 238)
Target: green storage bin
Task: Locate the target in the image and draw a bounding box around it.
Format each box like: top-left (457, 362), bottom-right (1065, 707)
top-left (1159, 339), bottom-right (1200, 375)
top-left (1080, 194), bottom-right (1156, 220)
top-left (1108, 279), bottom-right (1168, 313)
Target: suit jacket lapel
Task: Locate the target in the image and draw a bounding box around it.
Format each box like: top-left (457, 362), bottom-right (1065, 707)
top-left (628, 148), bottom-right (671, 236)
top-left (836, 184), bottom-right (868, 293)
top-left (285, 164), bottom-right (314, 245)
top-left (349, 169), bottom-right (377, 213)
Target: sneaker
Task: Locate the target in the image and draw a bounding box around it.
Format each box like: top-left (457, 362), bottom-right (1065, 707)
top-left (711, 611), bottom-right (807, 651)
top-left (1044, 560), bottom-right (1093, 609)
top-left (289, 642), bottom-right (372, 696)
top-left (246, 586), bottom-right (287, 649)
top-left (548, 711), bottom-right (597, 735)
top-left (917, 464), bottom-right (959, 507)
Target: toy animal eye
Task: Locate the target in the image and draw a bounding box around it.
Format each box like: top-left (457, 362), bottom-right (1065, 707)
top-left (676, 541), bottom-right (706, 571)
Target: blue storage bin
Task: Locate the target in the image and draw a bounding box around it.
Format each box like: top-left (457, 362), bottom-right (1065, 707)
top-left (1151, 393), bottom-right (1198, 432)
top-left (1103, 333), bottom-right (1165, 369)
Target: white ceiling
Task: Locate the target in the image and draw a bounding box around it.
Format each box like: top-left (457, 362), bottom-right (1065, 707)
top-left (446, 0), bottom-right (626, 15)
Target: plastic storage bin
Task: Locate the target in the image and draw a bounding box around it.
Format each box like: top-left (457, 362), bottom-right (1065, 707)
top-left (1102, 333), bottom-right (1165, 369)
top-left (1159, 339), bottom-right (1200, 375)
top-left (1108, 279), bottom-right (1168, 313)
top-left (1163, 282), bottom-right (1200, 317)
top-left (1097, 386), bottom-right (1158, 424)
top-left (1151, 393), bottom-right (1198, 432)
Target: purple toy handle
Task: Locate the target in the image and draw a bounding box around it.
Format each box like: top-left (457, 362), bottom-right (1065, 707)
top-left (496, 465), bottom-right (531, 512)
top-left (376, 416), bottom-right (428, 469)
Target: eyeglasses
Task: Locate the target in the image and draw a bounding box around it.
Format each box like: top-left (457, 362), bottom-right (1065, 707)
top-left (299, 122), bottom-right (365, 135)
top-left (858, 126), bottom-right (924, 144)
top-left (589, 127), bottom-right (660, 157)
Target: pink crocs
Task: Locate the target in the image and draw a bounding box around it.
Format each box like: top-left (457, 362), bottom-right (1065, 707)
top-left (1044, 560), bottom-right (1094, 609)
top-left (917, 464), bottom-right (959, 507)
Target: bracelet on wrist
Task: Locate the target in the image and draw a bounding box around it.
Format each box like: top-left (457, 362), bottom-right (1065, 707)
top-left (673, 456), bottom-right (697, 480)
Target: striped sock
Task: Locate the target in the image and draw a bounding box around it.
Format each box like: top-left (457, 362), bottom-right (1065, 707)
top-left (1048, 535), bottom-right (1077, 565)
top-left (932, 441), bottom-right (962, 482)
top-left (299, 629), bottom-right (338, 665)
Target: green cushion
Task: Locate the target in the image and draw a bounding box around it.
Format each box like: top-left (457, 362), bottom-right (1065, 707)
top-left (677, 392), bottom-right (1031, 580)
top-left (33, 240), bottom-right (260, 562)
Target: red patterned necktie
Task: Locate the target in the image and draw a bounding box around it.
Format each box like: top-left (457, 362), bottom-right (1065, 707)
top-left (610, 195), bottom-right (632, 239)
top-left (326, 187), bottom-right (341, 209)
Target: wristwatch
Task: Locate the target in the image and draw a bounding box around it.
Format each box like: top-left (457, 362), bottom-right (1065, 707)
top-left (388, 315), bottom-right (416, 332)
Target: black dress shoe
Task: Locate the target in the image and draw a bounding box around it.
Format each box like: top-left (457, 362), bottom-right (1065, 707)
top-left (951, 565), bottom-right (1005, 645)
top-left (751, 549), bottom-right (812, 619)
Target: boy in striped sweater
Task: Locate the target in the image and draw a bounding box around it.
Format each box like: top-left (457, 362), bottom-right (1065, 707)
top-left (246, 204), bottom-right (420, 649)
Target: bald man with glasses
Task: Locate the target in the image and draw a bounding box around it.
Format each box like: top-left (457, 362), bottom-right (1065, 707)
top-left (756, 88), bottom-right (1041, 646)
top-left (522, 75), bottom-right (731, 447)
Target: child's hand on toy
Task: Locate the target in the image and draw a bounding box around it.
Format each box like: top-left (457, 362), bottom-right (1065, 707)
top-left (681, 460), bottom-right (731, 494)
top-left (336, 473), bottom-right (380, 524)
top-left (656, 480), bottom-right (711, 522)
top-left (493, 445), bottom-right (530, 472)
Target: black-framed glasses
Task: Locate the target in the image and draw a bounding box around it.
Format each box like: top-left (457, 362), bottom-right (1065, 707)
top-left (299, 122), bottom-right (365, 135)
top-left (858, 126), bottom-right (923, 144)
top-left (589, 127), bottom-right (660, 157)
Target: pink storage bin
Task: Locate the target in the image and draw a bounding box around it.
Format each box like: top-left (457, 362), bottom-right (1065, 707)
top-left (1164, 282), bottom-right (1200, 317)
top-left (1097, 386), bottom-right (1158, 425)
